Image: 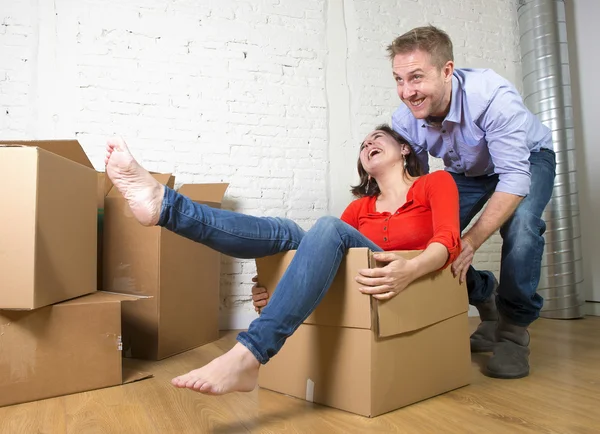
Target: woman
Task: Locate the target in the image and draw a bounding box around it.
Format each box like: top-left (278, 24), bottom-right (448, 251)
top-left (104, 124), bottom-right (461, 396)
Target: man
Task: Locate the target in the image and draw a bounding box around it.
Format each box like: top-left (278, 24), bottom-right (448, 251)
top-left (388, 25), bottom-right (556, 379)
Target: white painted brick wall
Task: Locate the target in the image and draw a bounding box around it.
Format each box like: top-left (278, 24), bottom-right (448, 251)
top-left (0, 2), bottom-right (33, 138)
top-left (69, 0), bottom-right (329, 328)
top-left (1, 0), bottom-right (523, 327)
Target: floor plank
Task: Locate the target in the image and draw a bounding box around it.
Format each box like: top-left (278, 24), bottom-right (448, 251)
top-left (1, 317), bottom-right (599, 433)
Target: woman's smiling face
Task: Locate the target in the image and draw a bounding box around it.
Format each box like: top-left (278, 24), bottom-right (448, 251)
top-left (359, 129), bottom-right (407, 175)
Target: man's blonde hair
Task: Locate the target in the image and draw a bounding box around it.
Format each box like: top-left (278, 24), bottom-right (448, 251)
top-left (387, 25), bottom-right (454, 69)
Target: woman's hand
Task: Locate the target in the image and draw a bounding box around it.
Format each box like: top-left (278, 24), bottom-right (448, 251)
top-left (355, 252), bottom-right (418, 300)
top-left (251, 274), bottom-right (269, 313)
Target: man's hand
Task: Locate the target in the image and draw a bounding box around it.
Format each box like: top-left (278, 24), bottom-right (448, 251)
top-left (452, 191), bottom-right (524, 284)
top-left (355, 252), bottom-right (417, 300)
top-left (451, 237), bottom-right (476, 284)
top-left (251, 275), bottom-right (269, 313)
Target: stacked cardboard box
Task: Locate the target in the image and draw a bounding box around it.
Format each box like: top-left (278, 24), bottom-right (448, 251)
top-left (102, 174), bottom-right (228, 360)
top-left (0, 141), bottom-right (99, 309)
top-left (256, 248), bottom-right (471, 417)
top-left (0, 141), bottom-right (150, 408)
top-left (0, 139), bottom-right (229, 406)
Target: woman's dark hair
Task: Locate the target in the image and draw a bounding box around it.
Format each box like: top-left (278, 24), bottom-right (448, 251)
top-left (350, 124), bottom-right (423, 198)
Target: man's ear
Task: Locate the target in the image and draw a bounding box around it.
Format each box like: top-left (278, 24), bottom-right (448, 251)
top-left (443, 60), bottom-right (454, 82)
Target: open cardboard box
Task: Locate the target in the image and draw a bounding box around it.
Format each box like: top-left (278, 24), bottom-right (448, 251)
top-left (0, 140), bottom-right (104, 310)
top-left (0, 291), bottom-right (152, 408)
top-left (255, 248), bottom-right (471, 417)
top-left (102, 174), bottom-right (228, 360)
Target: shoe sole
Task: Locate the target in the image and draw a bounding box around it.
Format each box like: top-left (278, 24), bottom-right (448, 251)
top-left (470, 341), bottom-right (495, 353)
top-left (484, 368), bottom-right (530, 379)
top-left (471, 345), bottom-right (495, 353)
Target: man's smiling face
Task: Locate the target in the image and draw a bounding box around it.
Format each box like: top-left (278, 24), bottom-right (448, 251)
top-left (392, 49), bottom-right (453, 119)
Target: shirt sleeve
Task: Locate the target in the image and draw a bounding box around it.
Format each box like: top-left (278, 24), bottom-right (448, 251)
top-left (478, 85), bottom-right (532, 196)
top-left (424, 171), bottom-right (462, 269)
top-left (340, 199), bottom-right (361, 229)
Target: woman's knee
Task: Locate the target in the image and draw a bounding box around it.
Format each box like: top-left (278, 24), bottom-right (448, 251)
top-left (313, 215), bottom-right (344, 229)
top-left (273, 217), bottom-right (305, 241)
top-left (308, 216), bottom-right (343, 237)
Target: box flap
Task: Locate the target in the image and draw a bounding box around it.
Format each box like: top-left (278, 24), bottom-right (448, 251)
top-left (31, 149), bottom-right (98, 309)
top-left (371, 312), bottom-right (471, 416)
top-left (59, 291), bottom-right (150, 306)
top-left (122, 358), bottom-right (153, 384)
top-left (104, 176), bottom-right (114, 196)
top-left (107, 173), bottom-right (174, 197)
top-left (97, 172), bottom-right (114, 200)
top-left (177, 183), bottom-right (229, 203)
top-left (0, 147), bottom-right (37, 310)
top-left (0, 140), bottom-right (93, 169)
top-left (151, 173), bottom-right (175, 187)
top-left (372, 251), bottom-right (468, 338)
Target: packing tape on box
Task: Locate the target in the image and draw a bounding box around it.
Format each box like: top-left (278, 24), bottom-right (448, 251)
top-left (305, 379), bottom-right (314, 403)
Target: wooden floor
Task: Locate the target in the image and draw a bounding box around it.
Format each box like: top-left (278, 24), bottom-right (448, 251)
top-left (1, 316), bottom-right (599, 434)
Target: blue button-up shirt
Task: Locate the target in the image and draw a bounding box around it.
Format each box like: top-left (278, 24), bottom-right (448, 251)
top-left (391, 68), bottom-right (553, 197)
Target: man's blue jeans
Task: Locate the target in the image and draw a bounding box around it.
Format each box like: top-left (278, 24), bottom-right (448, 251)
top-left (157, 188), bottom-right (382, 364)
top-left (450, 149), bottom-right (556, 327)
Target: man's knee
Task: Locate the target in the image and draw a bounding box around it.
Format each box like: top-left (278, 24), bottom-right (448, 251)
top-left (501, 206), bottom-right (546, 242)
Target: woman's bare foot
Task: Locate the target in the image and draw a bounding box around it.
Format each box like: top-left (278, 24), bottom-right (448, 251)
top-left (171, 343), bottom-right (260, 395)
top-left (104, 137), bottom-right (164, 226)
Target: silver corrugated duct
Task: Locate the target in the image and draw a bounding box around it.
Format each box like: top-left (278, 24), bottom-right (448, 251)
top-left (517, 0), bottom-right (585, 318)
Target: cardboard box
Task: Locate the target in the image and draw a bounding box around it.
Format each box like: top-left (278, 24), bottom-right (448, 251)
top-left (0, 291), bottom-right (152, 408)
top-left (255, 248), bottom-right (471, 417)
top-left (103, 175), bottom-right (228, 360)
top-left (0, 141), bottom-right (100, 310)
top-left (96, 172), bottom-right (114, 291)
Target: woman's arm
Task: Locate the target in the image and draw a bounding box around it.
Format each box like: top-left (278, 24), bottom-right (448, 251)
top-left (422, 170), bottom-right (462, 268)
top-left (405, 241), bottom-right (449, 277)
top-left (355, 171), bottom-right (461, 300)
top-left (355, 243), bottom-right (448, 300)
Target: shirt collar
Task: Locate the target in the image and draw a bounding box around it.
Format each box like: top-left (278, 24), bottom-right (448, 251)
top-left (418, 73), bottom-right (461, 128)
top-left (445, 74), bottom-right (462, 124)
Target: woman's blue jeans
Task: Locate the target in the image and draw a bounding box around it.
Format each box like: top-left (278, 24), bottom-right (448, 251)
top-left (157, 187), bottom-right (382, 364)
top-left (450, 148), bottom-right (557, 327)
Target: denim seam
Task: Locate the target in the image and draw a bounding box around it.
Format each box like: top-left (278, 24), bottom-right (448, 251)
top-left (236, 334), bottom-right (267, 364)
top-left (497, 212), bottom-right (549, 326)
top-left (157, 192), bottom-right (173, 227)
top-left (168, 201), bottom-right (303, 248)
top-left (526, 217), bottom-right (546, 320)
top-left (270, 231), bottom-right (346, 354)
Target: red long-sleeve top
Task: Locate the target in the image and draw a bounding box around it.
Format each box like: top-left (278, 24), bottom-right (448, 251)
top-left (340, 170), bottom-right (461, 269)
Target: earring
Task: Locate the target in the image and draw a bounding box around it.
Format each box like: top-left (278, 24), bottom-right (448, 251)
top-left (365, 176), bottom-right (371, 194)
